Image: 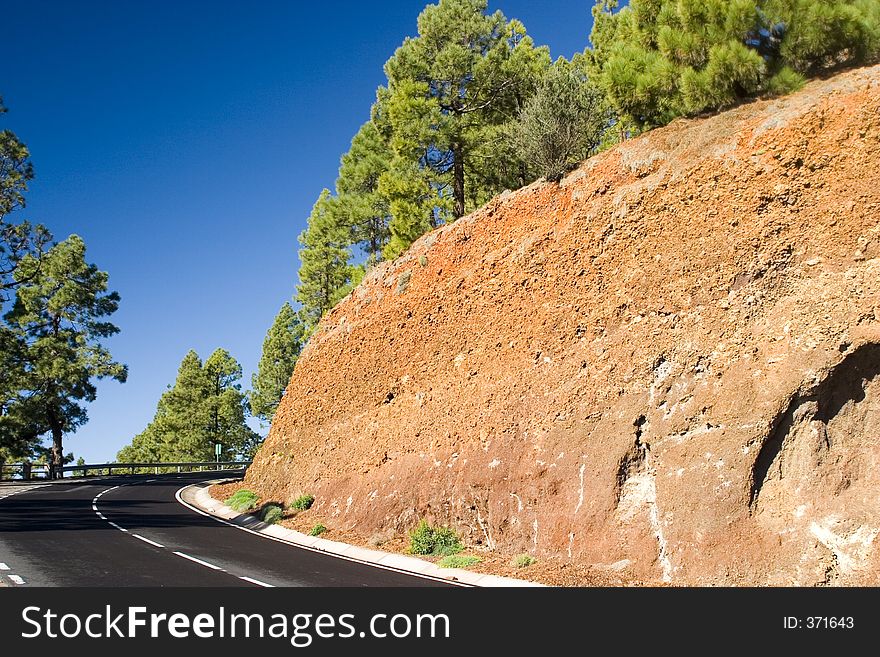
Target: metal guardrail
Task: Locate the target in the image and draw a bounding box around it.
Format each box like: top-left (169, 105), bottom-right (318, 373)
top-left (0, 461), bottom-right (251, 480)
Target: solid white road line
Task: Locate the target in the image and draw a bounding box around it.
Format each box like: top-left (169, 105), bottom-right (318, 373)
top-left (174, 484), bottom-right (470, 587)
top-left (0, 563), bottom-right (9, 570)
top-left (132, 534), bottom-right (165, 549)
top-left (239, 576), bottom-right (274, 588)
top-left (8, 575), bottom-right (25, 585)
top-left (173, 551), bottom-right (223, 571)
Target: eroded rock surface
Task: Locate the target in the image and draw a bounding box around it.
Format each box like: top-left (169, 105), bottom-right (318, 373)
top-left (247, 65), bottom-right (880, 585)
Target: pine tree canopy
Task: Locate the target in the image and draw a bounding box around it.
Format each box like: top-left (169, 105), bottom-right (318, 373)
top-left (590, 0), bottom-right (880, 128)
top-left (249, 302), bottom-right (305, 425)
top-left (117, 348), bottom-right (259, 463)
top-left (3, 235), bottom-right (126, 471)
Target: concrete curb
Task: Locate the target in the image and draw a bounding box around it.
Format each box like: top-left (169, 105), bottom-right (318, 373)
top-left (181, 480), bottom-right (544, 588)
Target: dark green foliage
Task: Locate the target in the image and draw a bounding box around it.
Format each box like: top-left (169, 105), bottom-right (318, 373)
top-left (0, 97), bottom-right (34, 221)
top-left (296, 190), bottom-right (363, 331)
top-left (408, 519), bottom-right (463, 556)
top-left (226, 489), bottom-right (260, 512)
top-left (336, 121), bottom-right (393, 265)
top-left (261, 503), bottom-right (284, 525)
top-left (381, 0), bottom-right (550, 248)
top-left (590, 0), bottom-right (880, 128)
top-left (309, 523), bottom-right (327, 536)
top-left (3, 235), bottom-right (126, 473)
top-left (117, 348), bottom-right (259, 463)
top-left (1, 97), bottom-right (123, 471)
top-left (289, 494), bottom-right (315, 511)
top-left (249, 302), bottom-right (304, 425)
top-left (291, 1), bottom-right (552, 315)
top-left (513, 56), bottom-right (611, 180)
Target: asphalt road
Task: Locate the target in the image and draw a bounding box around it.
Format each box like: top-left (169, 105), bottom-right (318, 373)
top-left (0, 472), bottom-right (451, 587)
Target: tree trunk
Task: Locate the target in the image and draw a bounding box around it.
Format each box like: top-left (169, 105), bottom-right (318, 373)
top-left (452, 142), bottom-right (465, 219)
top-left (50, 420), bottom-right (64, 480)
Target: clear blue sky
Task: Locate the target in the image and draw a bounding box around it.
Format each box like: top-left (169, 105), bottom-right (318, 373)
top-left (3, 1), bottom-right (595, 463)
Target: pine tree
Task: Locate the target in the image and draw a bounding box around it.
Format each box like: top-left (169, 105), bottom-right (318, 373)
top-left (0, 96), bottom-right (33, 221)
top-left (382, 0), bottom-right (549, 245)
top-left (117, 349), bottom-right (259, 463)
top-left (336, 120), bottom-right (393, 265)
top-left (1, 95), bottom-right (51, 306)
top-left (1, 97), bottom-right (58, 460)
top-left (249, 302), bottom-right (304, 425)
top-left (204, 348), bottom-right (260, 459)
top-left (296, 189), bottom-right (361, 330)
top-left (4, 235), bottom-right (127, 476)
top-left (590, 0), bottom-right (880, 129)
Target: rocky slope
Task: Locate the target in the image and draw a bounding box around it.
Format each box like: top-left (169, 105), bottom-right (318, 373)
top-left (247, 64), bottom-right (880, 585)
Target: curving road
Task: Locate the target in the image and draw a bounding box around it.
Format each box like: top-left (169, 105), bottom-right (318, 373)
top-left (0, 472), bottom-right (451, 587)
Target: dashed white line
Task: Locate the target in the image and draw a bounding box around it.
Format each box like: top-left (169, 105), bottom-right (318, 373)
top-left (173, 551), bottom-right (222, 570)
top-left (174, 484), bottom-right (470, 587)
top-left (239, 576), bottom-right (274, 588)
top-left (88, 479), bottom-right (280, 586)
top-left (132, 534), bottom-right (165, 549)
top-left (0, 562), bottom-right (9, 570)
top-left (8, 574), bottom-right (25, 585)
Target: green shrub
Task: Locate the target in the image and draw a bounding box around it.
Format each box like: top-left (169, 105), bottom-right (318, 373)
top-left (513, 56), bottom-right (610, 181)
top-left (261, 504), bottom-right (283, 525)
top-left (438, 554), bottom-right (482, 569)
top-left (513, 554), bottom-right (536, 568)
top-left (226, 489), bottom-right (259, 512)
top-left (396, 270), bottom-right (412, 295)
top-left (309, 524), bottom-right (327, 536)
top-left (408, 519), bottom-right (463, 556)
top-left (290, 494), bottom-right (315, 511)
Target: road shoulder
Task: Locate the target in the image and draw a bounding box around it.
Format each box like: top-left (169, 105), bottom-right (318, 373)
top-left (179, 480), bottom-right (543, 588)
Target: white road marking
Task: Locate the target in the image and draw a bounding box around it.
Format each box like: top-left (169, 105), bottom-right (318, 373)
top-left (97, 513), bottom-right (107, 520)
top-left (0, 563), bottom-right (9, 570)
top-left (132, 534), bottom-right (165, 549)
top-left (108, 521), bottom-right (128, 532)
top-left (239, 576), bottom-right (274, 587)
top-left (8, 574), bottom-right (25, 585)
top-left (174, 484), bottom-right (471, 587)
top-left (173, 551), bottom-right (223, 570)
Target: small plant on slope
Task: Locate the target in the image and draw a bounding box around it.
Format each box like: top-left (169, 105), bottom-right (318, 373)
top-left (226, 489), bottom-right (259, 512)
top-left (438, 555), bottom-right (482, 569)
top-left (261, 504), bottom-right (283, 525)
top-left (408, 519), bottom-right (463, 556)
top-left (290, 494), bottom-right (315, 511)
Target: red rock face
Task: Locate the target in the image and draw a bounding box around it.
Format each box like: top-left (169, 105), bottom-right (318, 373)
top-left (247, 64), bottom-right (880, 585)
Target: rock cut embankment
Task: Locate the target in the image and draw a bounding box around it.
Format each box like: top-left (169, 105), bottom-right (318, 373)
top-left (247, 64), bottom-right (880, 585)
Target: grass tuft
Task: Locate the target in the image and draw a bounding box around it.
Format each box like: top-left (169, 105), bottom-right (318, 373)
top-left (438, 554), bottom-right (482, 569)
top-left (261, 504), bottom-right (283, 525)
top-left (226, 489), bottom-right (259, 512)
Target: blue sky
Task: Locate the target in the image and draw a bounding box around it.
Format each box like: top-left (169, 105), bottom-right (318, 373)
top-left (3, 1), bottom-right (595, 463)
